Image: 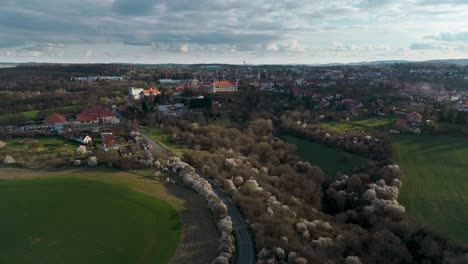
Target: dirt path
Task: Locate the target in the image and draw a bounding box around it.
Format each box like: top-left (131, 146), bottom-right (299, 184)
top-left (0, 166), bottom-right (220, 264)
top-left (166, 184), bottom-right (220, 264)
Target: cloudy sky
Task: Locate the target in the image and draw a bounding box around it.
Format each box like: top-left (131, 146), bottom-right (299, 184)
top-left (2, 0), bottom-right (468, 64)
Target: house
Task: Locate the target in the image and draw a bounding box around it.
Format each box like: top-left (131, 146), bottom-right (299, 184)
top-left (396, 119), bottom-right (408, 127)
top-left (43, 113), bottom-right (67, 125)
top-left (208, 80), bottom-right (238, 93)
top-left (101, 132), bottom-right (119, 151)
top-left (140, 88), bottom-right (161, 97)
top-left (318, 99), bottom-right (329, 108)
top-left (140, 142), bottom-right (152, 151)
top-left (43, 113), bottom-right (67, 131)
top-left (75, 108), bottom-right (120, 125)
top-left (129, 87), bottom-right (161, 100)
top-left (74, 134), bottom-right (93, 145)
top-left (158, 103), bottom-right (185, 116)
top-left (342, 99), bottom-right (363, 109)
top-left (129, 87), bottom-right (144, 99)
top-left (407, 111), bottom-right (422, 123)
top-left (76, 114), bottom-right (99, 124)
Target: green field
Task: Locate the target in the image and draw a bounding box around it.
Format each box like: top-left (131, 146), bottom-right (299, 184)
top-left (321, 117), bottom-right (392, 132)
top-left (141, 127), bottom-right (183, 156)
top-left (0, 177), bottom-right (181, 264)
top-left (394, 135), bottom-right (468, 245)
top-left (0, 105), bottom-right (81, 124)
top-left (284, 135), bottom-right (369, 178)
top-left (0, 137), bottom-right (80, 167)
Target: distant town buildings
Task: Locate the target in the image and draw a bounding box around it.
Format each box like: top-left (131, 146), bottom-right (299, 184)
top-left (209, 80), bottom-right (238, 93)
top-left (157, 103), bottom-right (185, 116)
top-left (159, 79), bottom-right (183, 85)
top-left (71, 76), bottom-right (124, 81)
top-left (129, 87), bottom-right (161, 100)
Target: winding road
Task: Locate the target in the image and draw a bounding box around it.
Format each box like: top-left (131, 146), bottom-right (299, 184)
top-left (114, 109), bottom-right (255, 263)
top-left (130, 121), bottom-right (255, 263)
top-left (205, 176), bottom-right (255, 264)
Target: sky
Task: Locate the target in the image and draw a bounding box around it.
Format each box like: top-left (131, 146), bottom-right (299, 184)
top-left (2, 0), bottom-right (468, 64)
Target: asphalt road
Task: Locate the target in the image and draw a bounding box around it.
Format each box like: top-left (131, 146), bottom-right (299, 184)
top-left (206, 177), bottom-right (255, 264)
top-left (133, 120), bottom-right (255, 264)
top-left (115, 106), bottom-right (255, 264)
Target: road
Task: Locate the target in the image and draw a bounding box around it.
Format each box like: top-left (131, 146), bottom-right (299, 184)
top-left (133, 119), bottom-right (255, 264)
top-left (205, 176), bottom-right (255, 264)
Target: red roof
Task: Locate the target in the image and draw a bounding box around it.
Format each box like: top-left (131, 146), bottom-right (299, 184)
top-left (101, 133), bottom-right (117, 148)
top-left (407, 111), bottom-right (422, 118)
top-left (43, 113), bottom-right (66, 124)
top-left (214, 81), bottom-right (235, 86)
top-left (76, 114), bottom-right (97, 122)
top-left (80, 108), bottom-right (115, 118)
top-left (396, 119), bottom-right (408, 126)
top-left (141, 88), bottom-right (160, 95)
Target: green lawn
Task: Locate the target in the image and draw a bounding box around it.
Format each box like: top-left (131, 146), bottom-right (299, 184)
top-left (284, 135), bottom-right (369, 178)
top-left (0, 177), bottom-right (181, 264)
top-left (394, 135), bottom-right (468, 246)
top-left (0, 137), bottom-right (79, 167)
top-left (321, 117), bottom-right (392, 132)
top-left (0, 105), bottom-right (81, 124)
top-left (141, 127), bottom-right (183, 156)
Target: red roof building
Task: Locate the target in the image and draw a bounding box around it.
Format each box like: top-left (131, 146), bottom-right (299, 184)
top-left (76, 108), bottom-right (120, 125)
top-left (43, 113), bottom-right (66, 124)
top-left (211, 80), bottom-right (238, 93)
top-left (76, 114), bottom-right (98, 124)
top-left (407, 111), bottom-right (422, 123)
top-left (101, 132), bottom-right (118, 150)
top-left (396, 119), bottom-right (408, 127)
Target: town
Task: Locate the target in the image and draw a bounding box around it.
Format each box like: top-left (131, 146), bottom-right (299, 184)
top-left (1, 62), bottom-right (468, 264)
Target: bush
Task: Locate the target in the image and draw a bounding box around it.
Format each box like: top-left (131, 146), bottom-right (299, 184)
top-left (3, 155), bottom-right (16, 164)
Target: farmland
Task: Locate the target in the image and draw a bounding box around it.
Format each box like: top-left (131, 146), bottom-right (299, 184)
top-left (0, 177), bottom-right (181, 264)
top-left (394, 135), bottom-right (468, 245)
top-left (284, 135), bottom-right (369, 178)
top-left (321, 117), bottom-right (392, 132)
top-left (0, 166), bottom-right (221, 264)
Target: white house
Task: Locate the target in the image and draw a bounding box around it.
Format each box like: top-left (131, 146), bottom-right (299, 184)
top-left (129, 87), bottom-right (144, 99)
top-left (74, 135), bottom-right (93, 145)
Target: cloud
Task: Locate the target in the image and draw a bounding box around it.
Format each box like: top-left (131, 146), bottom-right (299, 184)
top-left (287, 40), bottom-right (306, 52)
top-left (2, 0), bottom-right (468, 63)
top-left (409, 43), bottom-right (437, 50)
top-left (112, 0), bottom-right (155, 15)
top-left (427, 32), bottom-right (468, 42)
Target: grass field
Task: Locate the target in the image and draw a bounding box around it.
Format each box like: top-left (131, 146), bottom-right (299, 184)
top-left (0, 105), bottom-right (81, 124)
top-left (394, 135), bottom-right (468, 245)
top-left (141, 127), bottom-right (183, 156)
top-left (0, 170), bottom-right (181, 264)
top-left (284, 135), bottom-right (369, 178)
top-left (0, 137), bottom-right (79, 167)
top-left (321, 117), bottom-right (392, 132)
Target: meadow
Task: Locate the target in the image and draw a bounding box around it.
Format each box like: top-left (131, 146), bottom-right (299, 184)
top-left (0, 137), bottom-right (79, 167)
top-left (394, 135), bottom-right (468, 245)
top-left (0, 105), bottom-right (81, 124)
top-left (0, 172), bottom-right (181, 264)
top-left (321, 117), bottom-right (392, 132)
top-left (141, 126), bottom-right (183, 156)
top-left (284, 135), bottom-right (369, 178)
